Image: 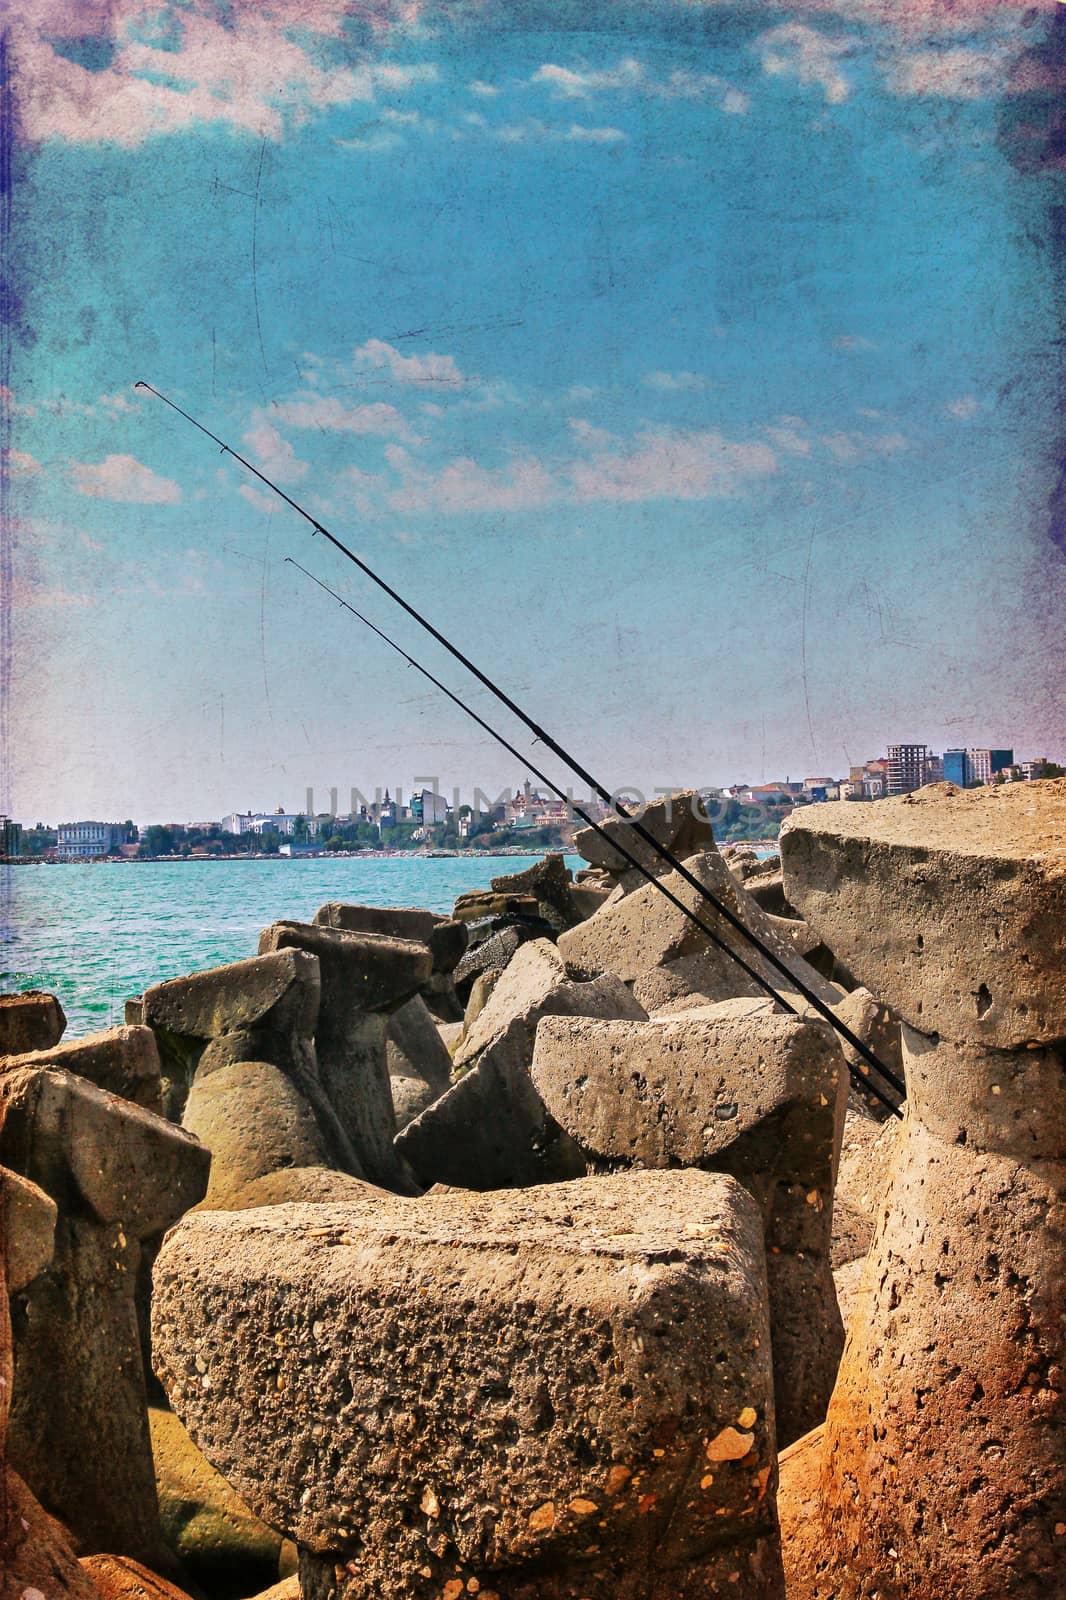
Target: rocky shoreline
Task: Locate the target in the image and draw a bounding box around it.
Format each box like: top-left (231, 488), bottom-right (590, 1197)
top-left (1, 781), bottom-right (1062, 1600)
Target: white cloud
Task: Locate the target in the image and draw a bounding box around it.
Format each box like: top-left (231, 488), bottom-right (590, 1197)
top-left (886, 46), bottom-right (1008, 100)
top-left (469, 79), bottom-right (498, 97)
top-left (643, 369), bottom-right (709, 393)
top-left (946, 394), bottom-right (980, 420)
top-left (269, 392), bottom-right (417, 441)
top-left (569, 427), bottom-right (777, 503)
top-left (756, 24), bottom-right (853, 106)
top-left (764, 420), bottom-right (811, 456)
top-left (71, 453), bottom-right (181, 504)
top-left (389, 454), bottom-right (556, 514)
top-left (4, 448), bottom-right (42, 476)
top-left (13, 12), bottom-right (438, 147)
top-left (832, 333), bottom-right (879, 352)
top-left (355, 338), bottom-right (467, 387)
top-left (98, 390), bottom-right (138, 415)
top-left (0, 384), bottom-right (35, 418)
top-left (239, 484), bottom-right (283, 515)
top-left (821, 430), bottom-right (907, 461)
top-left (531, 58), bottom-right (749, 115)
top-left (490, 118), bottom-right (627, 146)
top-left (565, 123), bottom-right (626, 144)
top-left (568, 418), bottom-right (616, 449)
top-left (532, 60), bottom-right (645, 98)
top-left (243, 421), bottom-right (309, 484)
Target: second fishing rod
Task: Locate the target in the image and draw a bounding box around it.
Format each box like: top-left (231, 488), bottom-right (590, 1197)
top-left (286, 557), bottom-right (904, 1121)
top-left (134, 380), bottom-right (905, 1102)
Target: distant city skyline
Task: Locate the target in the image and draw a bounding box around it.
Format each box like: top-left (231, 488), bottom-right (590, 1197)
top-left (8, 1), bottom-right (1065, 823)
top-left (14, 741), bottom-right (1057, 830)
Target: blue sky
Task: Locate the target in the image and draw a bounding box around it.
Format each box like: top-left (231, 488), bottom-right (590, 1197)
top-left (6, 0), bottom-right (1065, 823)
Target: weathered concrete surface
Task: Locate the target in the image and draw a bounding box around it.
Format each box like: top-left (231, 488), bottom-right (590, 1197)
top-left (145, 949), bottom-right (319, 1041)
top-left (386, 994), bottom-right (454, 1130)
top-left (80, 1555), bottom-right (198, 1600)
top-left (531, 1011), bottom-right (847, 1446)
top-left (1, 1163), bottom-right (58, 1292)
top-left (1, 1065), bottom-right (209, 1563)
top-left (633, 954), bottom-right (768, 1016)
top-left (780, 780), bottom-right (1066, 1048)
top-left (782, 1024), bottom-right (1066, 1598)
top-left (1, 1024), bottom-right (163, 1111)
top-left (183, 1059), bottom-right (337, 1209)
top-left (153, 1171), bottom-right (784, 1600)
top-left (151, 1405), bottom-right (286, 1594)
top-left (261, 921), bottom-right (431, 1016)
top-left (397, 942), bottom-right (645, 1191)
top-left (218, 1165), bottom-right (380, 1210)
top-left (464, 967), bottom-right (502, 1031)
top-left (259, 922), bottom-right (429, 1191)
top-left (830, 1110), bottom-right (900, 1270)
top-left (143, 949), bottom-right (323, 1121)
top-left (0, 989), bottom-right (66, 1055)
top-left (558, 850), bottom-right (839, 1010)
top-left (832, 987), bottom-right (904, 1120)
top-left (490, 853), bottom-right (581, 931)
top-left (453, 923), bottom-right (527, 998)
top-left (313, 902), bottom-right (468, 975)
top-left (0, 1468), bottom-right (102, 1600)
top-left (452, 890), bottom-right (541, 924)
top-left (573, 790), bottom-right (717, 877)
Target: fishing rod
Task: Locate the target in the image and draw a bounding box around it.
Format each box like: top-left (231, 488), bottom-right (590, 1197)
top-left (285, 556), bottom-right (904, 1120)
top-left (134, 381), bottom-right (905, 1105)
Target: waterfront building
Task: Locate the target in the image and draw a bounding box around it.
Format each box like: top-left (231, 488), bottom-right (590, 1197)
top-left (0, 817), bottom-right (23, 856)
top-left (411, 789), bottom-right (449, 826)
top-left (56, 821), bottom-right (126, 860)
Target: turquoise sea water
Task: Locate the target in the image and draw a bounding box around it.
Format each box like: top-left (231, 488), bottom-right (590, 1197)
top-left (0, 856), bottom-right (582, 1038)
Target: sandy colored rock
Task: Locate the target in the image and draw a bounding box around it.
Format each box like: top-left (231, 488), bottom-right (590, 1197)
top-left (830, 1109), bottom-right (900, 1269)
top-left (386, 994), bottom-right (453, 1131)
top-left (573, 789), bottom-right (717, 876)
top-left (397, 941), bottom-right (645, 1191)
top-left (780, 779), bottom-right (1066, 1047)
top-left (559, 850), bottom-right (840, 1010)
top-left (832, 986), bottom-right (904, 1119)
top-left (150, 1405), bottom-right (286, 1593)
top-left (490, 852), bottom-right (581, 930)
top-left (0, 989), bottom-right (66, 1054)
top-left (785, 1023), bottom-right (1066, 1598)
top-left (1, 1024), bottom-right (163, 1112)
top-left (463, 967), bottom-right (501, 1031)
top-left (183, 1062), bottom-right (337, 1209)
top-left (313, 902), bottom-right (468, 974)
top-left (79, 1555), bottom-right (198, 1600)
top-left (1, 1164), bottom-right (57, 1290)
top-left (0, 1467), bottom-right (102, 1600)
top-left (223, 1165), bottom-right (379, 1209)
top-left (531, 1010), bottom-right (847, 1446)
top-left (259, 922), bottom-right (429, 1191)
top-left (144, 949), bottom-right (319, 1041)
top-left (1, 1065), bottom-right (209, 1563)
top-left (153, 1171), bottom-right (783, 1600)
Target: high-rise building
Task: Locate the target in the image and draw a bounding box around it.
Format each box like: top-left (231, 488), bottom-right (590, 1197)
top-left (943, 748), bottom-right (1015, 787)
top-left (0, 818), bottom-right (23, 857)
top-left (943, 749), bottom-right (968, 786)
top-left (886, 744), bottom-right (930, 795)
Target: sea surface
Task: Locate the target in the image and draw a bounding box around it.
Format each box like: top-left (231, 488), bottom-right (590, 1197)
top-left (0, 855), bottom-right (583, 1038)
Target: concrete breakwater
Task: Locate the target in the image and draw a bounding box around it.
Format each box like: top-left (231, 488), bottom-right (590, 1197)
top-left (0, 781), bottom-right (1063, 1600)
